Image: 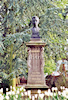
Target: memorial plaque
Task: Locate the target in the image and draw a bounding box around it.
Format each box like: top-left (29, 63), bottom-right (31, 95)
top-left (27, 46), bottom-right (45, 85)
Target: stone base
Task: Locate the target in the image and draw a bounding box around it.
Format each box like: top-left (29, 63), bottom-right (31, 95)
top-left (25, 84), bottom-right (49, 90)
top-left (25, 84), bottom-right (49, 95)
top-left (30, 38), bottom-right (41, 41)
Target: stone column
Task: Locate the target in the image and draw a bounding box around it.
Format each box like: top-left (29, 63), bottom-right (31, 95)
top-left (25, 41), bottom-right (48, 89)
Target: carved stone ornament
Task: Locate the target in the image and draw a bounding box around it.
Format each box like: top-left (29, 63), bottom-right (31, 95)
top-left (27, 47), bottom-right (31, 70)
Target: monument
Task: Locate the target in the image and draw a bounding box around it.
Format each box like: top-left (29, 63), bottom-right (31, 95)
top-left (25, 16), bottom-right (48, 91)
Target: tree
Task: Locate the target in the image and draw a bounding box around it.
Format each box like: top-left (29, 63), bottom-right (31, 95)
top-left (0, 0), bottom-right (68, 81)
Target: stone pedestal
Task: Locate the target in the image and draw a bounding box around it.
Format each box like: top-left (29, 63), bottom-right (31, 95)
top-left (25, 39), bottom-right (48, 90)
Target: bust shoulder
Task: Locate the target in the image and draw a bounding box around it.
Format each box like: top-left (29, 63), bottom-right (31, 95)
top-left (31, 27), bottom-right (40, 33)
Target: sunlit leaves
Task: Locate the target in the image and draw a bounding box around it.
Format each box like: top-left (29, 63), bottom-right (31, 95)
top-left (0, 33), bottom-right (5, 54)
top-left (0, 0), bottom-right (68, 79)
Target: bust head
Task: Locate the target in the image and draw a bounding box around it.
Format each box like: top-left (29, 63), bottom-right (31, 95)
top-left (32, 16), bottom-right (39, 27)
top-left (31, 16), bottom-right (40, 39)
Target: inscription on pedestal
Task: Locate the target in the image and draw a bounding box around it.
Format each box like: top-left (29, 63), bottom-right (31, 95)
top-left (27, 46), bottom-right (45, 85)
top-left (29, 72), bottom-right (42, 84)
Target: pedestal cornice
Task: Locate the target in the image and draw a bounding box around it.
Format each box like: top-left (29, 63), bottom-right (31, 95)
top-left (26, 40), bottom-right (46, 47)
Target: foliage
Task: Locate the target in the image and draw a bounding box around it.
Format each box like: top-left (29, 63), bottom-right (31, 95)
top-left (0, 32), bottom-right (30, 80)
top-left (0, 33), bottom-right (5, 54)
top-left (0, 0), bottom-right (68, 81)
top-left (44, 59), bottom-right (56, 74)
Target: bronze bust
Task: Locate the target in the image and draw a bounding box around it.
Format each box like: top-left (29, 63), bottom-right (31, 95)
top-left (31, 16), bottom-right (40, 38)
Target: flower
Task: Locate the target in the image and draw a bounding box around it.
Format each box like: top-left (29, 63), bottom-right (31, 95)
top-left (24, 91), bottom-right (27, 96)
top-left (52, 87), bottom-right (55, 92)
top-left (15, 94), bottom-right (18, 98)
top-left (21, 93), bottom-right (24, 96)
top-left (65, 88), bottom-right (68, 94)
top-left (13, 87), bottom-right (16, 91)
top-left (8, 91), bottom-right (12, 95)
top-left (12, 91), bottom-right (15, 95)
top-left (52, 87), bottom-right (58, 92)
top-left (14, 97), bottom-right (17, 100)
top-left (48, 89), bottom-right (54, 96)
top-left (48, 89), bottom-right (51, 93)
top-left (50, 92), bottom-right (53, 96)
top-left (62, 90), bottom-right (66, 97)
top-left (29, 95), bottom-right (31, 99)
top-left (53, 93), bottom-right (56, 96)
top-left (39, 94), bottom-right (44, 99)
top-left (20, 87), bottom-right (23, 91)
top-left (35, 94), bottom-right (37, 98)
top-left (62, 86), bottom-right (65, 90)
top-left (54, 87), bottom-right (58, 91)
top-left (66, 95), bottom-right (68, 99)
top-left (0, 95), bottom-right (4, 100)
top-left (6, 92), bottom-right (9, 96)
top-left (27, 90), bottom-right (31, 96)
top-left (5, 95), bottom-right (9, 100)
top-left (58, 91), bottom-right (61, 95)
top-left (0, 94), bottom-right (2, 97)
top-left (45, 91), bottom-right (48, 96)
top-left (38, 89), bottom-right (41, 94)
top-left (23, 89), bottom-right (26, 91)
top-left (32, 96), bottom-right (34, 100)
top-left (60, 86), bottom-right (65, 90)
top-left (0, 88), bottom-right (3, 93)
top-left (16, 90), bottom-right (19, 94)
top-left (10, 86), bottom-right (12, 90)
top-left (6, 88), bottom-right (8, 91)
top-left (1, 86), bottom-right (68, 100)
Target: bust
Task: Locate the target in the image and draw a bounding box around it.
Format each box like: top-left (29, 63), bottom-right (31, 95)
top-left (31, 16), bottom-right (40, 38)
